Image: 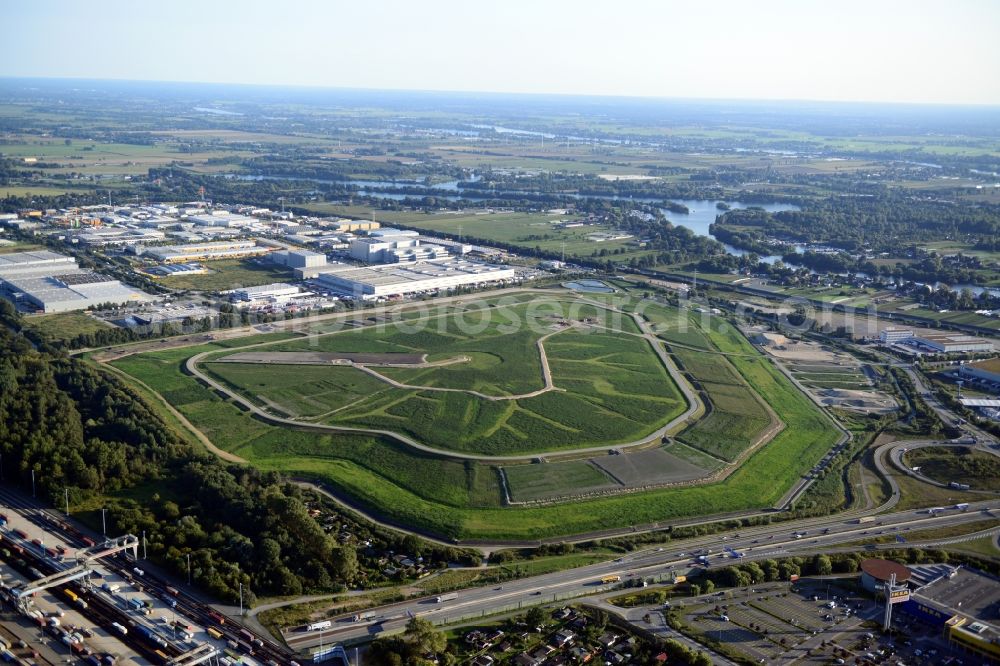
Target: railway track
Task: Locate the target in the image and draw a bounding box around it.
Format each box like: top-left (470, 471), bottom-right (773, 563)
top-left (0, 486), bottom-right (298, 665)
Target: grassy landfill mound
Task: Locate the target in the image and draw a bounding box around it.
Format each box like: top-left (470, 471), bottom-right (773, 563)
top-left (106, 293), bottom-right (841, 541)
top-left (203, 299), bottom-right (684, 456)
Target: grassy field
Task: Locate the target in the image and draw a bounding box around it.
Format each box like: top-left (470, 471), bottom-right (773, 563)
top-left (106, 294), bottom-right (842, 541)
top-left (903, 447), bottom-right (1000, 492)
top-left (879, 301), bottom-right (1000, 329)
top-left (642, 303), bottom-right (715, 350)
top-left (205, 299), bottom-right (687, 455)
top-left (156, 259), bottom-right (293, 291)
top-left (0, 242), bottom-right (45, 254)
top-left (673, 346), bottom-right (772, 462)
top-left (889, 469), bottom-right (978, 512)
top-left (955, 535), bottom-right (1000, 559)
top-left (302, 206), bottom-right (652, 262)
top-left (920, 240), bottom-right (1000, 264)
top-left (21, 311), bottom-right (111, 342)
top-left (110, 343), bottom-right (505, 510)
top-left (1, 184), bottom-right (91, 197)
top-left (0, 134), bottom-right (256, 177)
top-left (504, 460), bottom-right (617, 502)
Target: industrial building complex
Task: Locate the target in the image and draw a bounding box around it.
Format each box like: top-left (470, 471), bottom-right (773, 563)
top-left (0, 250), bottom-right (152, 313)
top-left (347, 228), bottom-right (468, 264)
top-left (313, 258), bottom-right (519, 299)
top-left (879, 327), bottom-right (994, 354)
top-left (139, 240), bottom-right (275, 264)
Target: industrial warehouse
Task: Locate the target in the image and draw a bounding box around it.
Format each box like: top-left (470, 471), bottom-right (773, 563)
top-left (878, 327), bottom-right (994, 354)
top-left (313, 258), bottom-right (520, 299)
top-left (0, 250), bottom-right (152, 313)
top-left (139, 240), bottom-right (275, 263)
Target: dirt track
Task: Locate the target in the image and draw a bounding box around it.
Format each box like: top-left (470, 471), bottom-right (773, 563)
top-left (216, 351), bottom-right (427, 365)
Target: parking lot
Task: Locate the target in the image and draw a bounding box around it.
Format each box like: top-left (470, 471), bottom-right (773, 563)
top-left (677, 579), bottom-right (888, 663)
top-left (664, 575), bottom-right (999, 665)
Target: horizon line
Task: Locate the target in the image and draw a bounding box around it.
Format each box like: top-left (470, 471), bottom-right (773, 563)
top-left (3, 74), bottom-right (1000, 110)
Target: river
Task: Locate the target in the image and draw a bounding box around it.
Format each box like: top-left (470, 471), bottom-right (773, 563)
top-left (226, 172), bottom-right (1000, 292)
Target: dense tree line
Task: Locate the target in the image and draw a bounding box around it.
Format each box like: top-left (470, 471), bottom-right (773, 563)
top-left (0, 301), bottom-right (472, 603)
top-left (714, 194), bottom-right (1000, 253)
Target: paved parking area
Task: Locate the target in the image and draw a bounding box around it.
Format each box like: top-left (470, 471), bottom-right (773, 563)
top-left (678, 579), bottom-right (891, 663)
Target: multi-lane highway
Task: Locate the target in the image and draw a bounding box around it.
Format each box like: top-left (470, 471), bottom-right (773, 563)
top-left (286, 500), bottom-right (999, 651)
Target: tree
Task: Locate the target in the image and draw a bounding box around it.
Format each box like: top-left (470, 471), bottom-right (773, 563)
top-left (814, 554), bottom-right (833, 576)
top-left (404, 616), bottom-right (446, 657)
top-left (331, 545), bottom-right (358, 582)
top-left (525, 606), bottom-right (547, 629)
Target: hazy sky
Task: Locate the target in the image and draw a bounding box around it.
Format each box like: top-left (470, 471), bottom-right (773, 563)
top-left (6, 0), bottom-right (1000, 105)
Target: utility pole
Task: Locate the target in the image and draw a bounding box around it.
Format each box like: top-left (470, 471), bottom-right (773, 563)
top-left (187, 553), bottom-right (192, 586)
top-left (31, 469), bottom-right (35, 497)
top-left (239, 582), bottom-right (243, 619)
top-left (101, 508), bottom-right (107, 536)
top-left (142, 530), bottom-right (147, 559)
top-left (65, 488), bottom-right (69, 516)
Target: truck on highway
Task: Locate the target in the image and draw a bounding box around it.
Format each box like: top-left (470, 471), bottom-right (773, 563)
top-left (955, 503), bottom-right (970, 511)
top-left (927, 507), bottom-right (946, 514)
top-left (600, 575), bottom-right (622, 584)
top-left (306, 620), bottom-right (332, 631)
top-left (353, 612), bottom-right (376, 622)
top-left (857, 517), bottom-right (876, 524)
top-left (435, 592), bottom-right (459, 603)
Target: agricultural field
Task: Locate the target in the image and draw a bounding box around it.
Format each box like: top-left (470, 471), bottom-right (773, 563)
top-left (105, 291), bottom-right (842, 540)
top-left (0, 184), bottom-right (90, 197)
top-left (0, 132), bottom-right (256, 177)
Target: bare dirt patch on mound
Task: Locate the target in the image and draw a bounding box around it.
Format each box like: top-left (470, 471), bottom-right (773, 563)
top-left (217, 351), bottom-right (426, 365)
